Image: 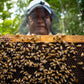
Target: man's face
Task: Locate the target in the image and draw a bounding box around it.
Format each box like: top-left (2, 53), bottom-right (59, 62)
top-left (28, 7), bottom-right (51, 35)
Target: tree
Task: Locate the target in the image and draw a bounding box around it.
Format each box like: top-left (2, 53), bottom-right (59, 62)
top-left (0, 0), bottom-right (84, 35)
top-left (0, 0), bottom-right (22, 35)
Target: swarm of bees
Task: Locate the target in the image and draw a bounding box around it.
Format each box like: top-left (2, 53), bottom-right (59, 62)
top-left (0, 35), bottom-right (84, 84)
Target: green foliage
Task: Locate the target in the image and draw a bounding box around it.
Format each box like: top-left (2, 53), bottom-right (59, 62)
top-left (0, 0), bottom-right (21, 35)
top-left (0, 20), bottom-right (13, 34)
top-left (0, 0), bottom-right (84, 35)
top-left (1, 11), bottom-right (11, 20)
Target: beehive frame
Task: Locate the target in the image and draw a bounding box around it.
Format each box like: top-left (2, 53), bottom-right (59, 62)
top-left (0, 35), bottom-right (84, 43)
top-left (0, 35), bottom-right (84, 84)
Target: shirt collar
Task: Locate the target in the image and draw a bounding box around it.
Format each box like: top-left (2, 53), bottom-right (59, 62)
top-left (27, 32), bottom-right (52, 35)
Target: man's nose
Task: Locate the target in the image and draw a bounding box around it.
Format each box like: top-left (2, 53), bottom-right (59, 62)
top-left (37, 16), bottom-right (45, 23)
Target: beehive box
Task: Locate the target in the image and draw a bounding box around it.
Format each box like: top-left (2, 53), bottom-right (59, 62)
top-left (0, 35), bottom-right (84, 84)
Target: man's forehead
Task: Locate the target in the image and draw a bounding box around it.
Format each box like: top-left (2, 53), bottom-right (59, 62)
top-left (30, 7), bottom-right (50, 15)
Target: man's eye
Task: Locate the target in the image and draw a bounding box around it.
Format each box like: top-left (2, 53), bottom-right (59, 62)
top-left (32, 16), bottom-right (37, 19)
top-left (45, 15), bottom-right (50, 18)
top-left (29, 15), bottom-right (37, 20)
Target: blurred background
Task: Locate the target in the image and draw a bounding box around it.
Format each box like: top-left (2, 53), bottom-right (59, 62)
top-left (0, 0), bottom-right (84, 35)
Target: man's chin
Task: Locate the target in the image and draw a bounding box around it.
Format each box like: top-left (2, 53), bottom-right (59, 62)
top-left (36, 31), bottom-right (47, 35)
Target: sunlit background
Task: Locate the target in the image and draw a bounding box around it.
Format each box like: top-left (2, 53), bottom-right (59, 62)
top-left (0, 0), bottom-right (84, 35)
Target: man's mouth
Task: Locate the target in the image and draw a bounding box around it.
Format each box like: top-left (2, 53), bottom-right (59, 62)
top-left (37, 26), bottom-right (45, 30)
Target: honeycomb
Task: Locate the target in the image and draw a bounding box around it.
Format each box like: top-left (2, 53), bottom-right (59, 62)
top-left (0, 35), bottom-right (84, 84)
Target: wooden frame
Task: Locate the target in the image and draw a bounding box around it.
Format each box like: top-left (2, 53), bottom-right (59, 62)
top-left (0, 35), bottom-right (84, 43)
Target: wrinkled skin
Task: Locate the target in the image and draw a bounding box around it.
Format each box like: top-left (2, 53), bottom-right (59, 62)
top-left (27, 7), bottom-right (51, 35)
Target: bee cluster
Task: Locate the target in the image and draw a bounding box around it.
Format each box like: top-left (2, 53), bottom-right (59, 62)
top-left (0, 36), bottom-right (84, 84)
